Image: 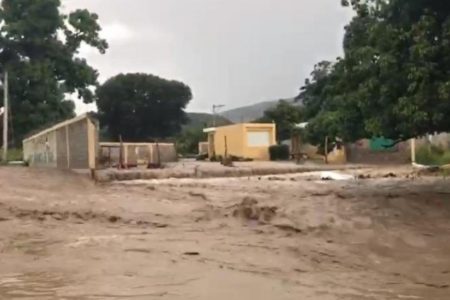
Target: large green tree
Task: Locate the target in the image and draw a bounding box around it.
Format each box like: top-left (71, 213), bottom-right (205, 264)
top-left (301, 0), bottom-right (450, 144)
top-left (176, 127), bottom-right (206, 155)
top-left (96, 73), bottom-right (193, 141)
top-left (256, 100), bottom-right (304, 142)
top-left (0, 0), bottom-right (107, 144)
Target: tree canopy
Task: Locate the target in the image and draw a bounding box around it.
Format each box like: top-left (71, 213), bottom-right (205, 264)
top-left (300, 0), bottom-right (450, 144)
top-left (0, 0), bottom-right (107, 144)
top-left (256, 100), bottom-right (304, 142)
top-left (177, 127), bottom-right (206, 155)
top-left (96, 73), bottom-right (193, 141)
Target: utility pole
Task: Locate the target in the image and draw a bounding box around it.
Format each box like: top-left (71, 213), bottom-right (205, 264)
top-left (2, 70), bottom-right (8, 162)
top-left (212, 104), bottom-right (225, 127)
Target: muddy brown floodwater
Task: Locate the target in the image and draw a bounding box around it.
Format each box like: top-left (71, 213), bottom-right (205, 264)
top-left (0, 166), bottom-right (449, 299)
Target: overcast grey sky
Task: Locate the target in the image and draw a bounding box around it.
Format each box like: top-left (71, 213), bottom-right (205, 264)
top-left (63, 0), bottom-right (353, 114)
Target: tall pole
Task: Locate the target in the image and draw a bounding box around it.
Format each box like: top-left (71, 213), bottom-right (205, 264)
top-left (411, 138), bottom-right (416, 164)
top-left (212, 105), bottom-right (217, 127)
top-left (2, 70), bottom-right (8, 162)
top-left (212, 104), bottom-right (225, 127)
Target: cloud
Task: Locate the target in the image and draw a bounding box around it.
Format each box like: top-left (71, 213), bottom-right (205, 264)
top-left (101, 22), bottom-right (135, 43)
top-left (74, 100), bottom-right (97, 115)
top-left (62, 0), bottom-right (354, 114)
top-left (77, 21), bottom-right (135, 58)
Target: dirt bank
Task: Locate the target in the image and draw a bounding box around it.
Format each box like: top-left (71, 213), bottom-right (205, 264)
top-left (94, 160), bottom-right (361, 182)
top-left (0, 166), bottom-right (449, 299)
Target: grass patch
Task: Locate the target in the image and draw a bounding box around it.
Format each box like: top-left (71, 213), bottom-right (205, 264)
top-left (0, 148), bottom-right (23, 162)
top-left (416, 145), bottom-right (450, 166)
top-left (441, 168), bottom-right (450, 178)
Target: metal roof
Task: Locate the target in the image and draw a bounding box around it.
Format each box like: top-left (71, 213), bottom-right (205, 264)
top-left (23, 113), bottom-right (95, 142)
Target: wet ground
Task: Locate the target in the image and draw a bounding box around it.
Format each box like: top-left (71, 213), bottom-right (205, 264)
top-left (0, 166), bottom-right (449, 299)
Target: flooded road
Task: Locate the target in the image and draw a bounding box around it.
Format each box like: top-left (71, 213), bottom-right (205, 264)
top-left (0, 167), bottom-right (449, 299)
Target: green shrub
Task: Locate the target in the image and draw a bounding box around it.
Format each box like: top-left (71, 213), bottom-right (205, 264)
top-left (229, 155), bottom-right (253, 162)
top-left (416, 145), bottom-right (450, 166)
top-left (0, 148), bottom-right (23, 162)
top-left (210, 155), bottom-right (222, 162)
top-left (269, 144), bottom-right (290, 161)
top-left (176, 127), bottom-right (207, 155)
top-left (196, 153), bottom-right (208, 161)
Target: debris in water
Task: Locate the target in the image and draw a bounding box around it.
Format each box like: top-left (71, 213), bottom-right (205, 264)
top-left (232, 197), bottom-right (277, 223)
top-left (320, 171), bottom-right (354, 181)
top-left (383, 172), bottom-right (397, 178)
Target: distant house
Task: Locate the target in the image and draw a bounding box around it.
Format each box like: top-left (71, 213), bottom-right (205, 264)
top-left (23, 114), bottom-right (99, 169)
top-left (203, 123), bottom-right (276, 161)
top-left (22, 113), bottom-right (179, 170)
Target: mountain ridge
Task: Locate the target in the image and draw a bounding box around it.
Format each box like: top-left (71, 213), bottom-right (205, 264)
top-left (220, 98), bottom-right (298, 123)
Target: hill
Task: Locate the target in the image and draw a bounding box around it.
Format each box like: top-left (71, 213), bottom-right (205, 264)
top-left (220, 98), bottom-right (298, 123)
top-left (184, 112), bottom-right (232, 130)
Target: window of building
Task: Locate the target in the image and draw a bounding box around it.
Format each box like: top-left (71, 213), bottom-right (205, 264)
top-left (247, 131), bottom-right (270, 147)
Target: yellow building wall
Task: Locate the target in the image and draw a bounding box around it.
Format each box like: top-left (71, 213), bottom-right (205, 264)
top-left (242, 124), bottom-right (276, 161)
top-left (210, 123), bottom-right (276, 161)
top-left (327, 146), bottom-right (347, 164)
top-left (212, 124), bottom-right (246, 158)
top-left (87, 118), bottom-right (98, 169)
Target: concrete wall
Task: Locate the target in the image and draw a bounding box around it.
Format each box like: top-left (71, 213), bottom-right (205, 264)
top-left (156, 144), bottom-right (177, 163)
top-left (67, 120), bottom-right (89, 169)
top-left (411, 133), bottom-right (450, 163)
top-left (198, 142), bottom-right (209, 155)
top-left (23, 114), bottom-right (98, 169)
top-left (23, 130), bottom-right (58, 168)
top-left (99, 142), bottom-right (177, 167)
top-left (414, 133), bottom-right (450, 149)
top-left (338, 133), bottom-right (450, 165)
top-left (346, 139), bottom-right (411, 164)
top-left (56, 127), bottom-right (68, 168)
top-left (209, 123), bottom-right (276, 160)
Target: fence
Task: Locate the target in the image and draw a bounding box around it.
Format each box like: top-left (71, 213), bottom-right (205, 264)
top-left (99, 142), bottom-right (177, 168)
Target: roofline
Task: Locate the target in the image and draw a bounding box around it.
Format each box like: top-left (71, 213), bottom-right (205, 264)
top-left (203, 127), bottom-right (216, 133)
top-left (203, 123), bottom-right (275, 133)
top-left (100, 142), bottom-right (174, 146)
top-left (295, 122), bottom-right (309, 129)
top-left (243, 123), bottom-right (275, 127)
top-left (23, 113), bottom-right (95, 143)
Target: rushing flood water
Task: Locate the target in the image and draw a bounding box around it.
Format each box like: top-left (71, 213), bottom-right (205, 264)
top-left (0, 273), bottom-right (67, 299)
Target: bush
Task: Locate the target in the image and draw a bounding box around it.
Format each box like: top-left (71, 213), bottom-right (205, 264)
top-left (0, 148), bottom-right (23, 162)
top-left (269, 144), bottom-right (290, 161)
top-left (176, 127), bottom-right (207, 155)
top-left (416, 144), bottom-right (450, 166)
top-left (196, 153), bottom-right (208, 161)
top-left (210, 155), bottom-right (222, 162)
top-left (230, 155), bottom-right (253, 162)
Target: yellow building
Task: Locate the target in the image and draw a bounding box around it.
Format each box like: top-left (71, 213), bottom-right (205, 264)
top-left (204, 123), bottom-right (276, 161)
